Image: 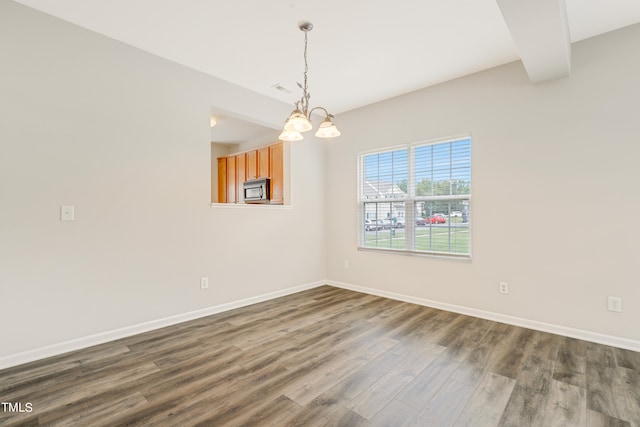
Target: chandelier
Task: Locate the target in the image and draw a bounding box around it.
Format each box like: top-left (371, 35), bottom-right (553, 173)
top-left (278, 21), bottom-right (341, 142)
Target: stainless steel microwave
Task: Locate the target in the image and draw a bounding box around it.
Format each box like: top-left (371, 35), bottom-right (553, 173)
top-left (243, 178), bottom-right (270, 203)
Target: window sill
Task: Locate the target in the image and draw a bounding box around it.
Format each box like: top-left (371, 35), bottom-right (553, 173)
top-left (357, 246), bottom-right (472, 262)
top-left (210, 203), bottom-right (292, 210)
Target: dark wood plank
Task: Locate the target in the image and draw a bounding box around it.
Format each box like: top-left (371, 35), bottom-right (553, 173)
top-left (277, 391), bottom-right (369, 427)
top-left (529, 330), bottom-right (562, 361)
top-left (0, 342), bottom-right (130, 393)
top-left (586, 363), bottom-right (627, 421)
top-left (617, 367), bottom-right (640, 426)
top-left (221, 394), bottom-right (301, 427)
top-left (497, 353), bottom-right (554, 426)
top-left (451, 321), bottom-right (512, 387)
top-left (616, 347), bottom-right (640, 371)
top-left (542, 379), bottom-right (587, 426)
top-left (499, 383), bottom-right (549, 427)
top-left (553, 336), bottom-right (587, 388)
top-left (489, 326), bottom-right (538, 380)
top-left (587, 341), bottom-right (617, 368)
top-left (517, 354), bottom-right (554, 394)
top-left (38, 392), bottom-right (148, 426)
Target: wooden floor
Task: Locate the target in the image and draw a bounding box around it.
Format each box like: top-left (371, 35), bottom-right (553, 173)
top-left (1, 286), bottom-right (639, 426)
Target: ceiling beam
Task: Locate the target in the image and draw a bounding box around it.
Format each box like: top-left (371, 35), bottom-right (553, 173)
top-left (497, 0), bottom-right (571, 83)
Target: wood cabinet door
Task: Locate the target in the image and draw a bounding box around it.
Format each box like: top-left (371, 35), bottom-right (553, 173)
top-left (257, 146), bottom-right (270, 178)
top-left (235, 153), bottom-right (246, 203)
top-left (218, 143), bottom-right (283, 204)
top-left (217, 157), bottom-right (227, 203)
top-left (246, 150), bottom-right (257, 180)
top-left (226, 156), bottom-right (236, 203)
top-left (269, 142), bottom-right (284, 204)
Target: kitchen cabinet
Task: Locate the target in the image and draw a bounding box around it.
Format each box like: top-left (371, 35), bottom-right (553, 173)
top-left (258, 146), bottom-right (269, 178)
top-left (226, 155), bottom-right (236, 204)
top-left (217, 157), bottom-right (227, 203)
top-left (236, 153), bottom-right (246, 203)
top-left (246, 150), bottom-right (257, 180)
top-left (216, 141), bottom-right (284, 205)
top-left (269, 142), bottom-right (283, 204)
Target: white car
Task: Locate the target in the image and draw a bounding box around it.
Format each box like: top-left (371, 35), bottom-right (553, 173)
top-left (365, 219), bottom-right (383, 231)
top-left (364, 219), bottom-right (375, 231)
top-left (450, 211), bottom-right (462, 217)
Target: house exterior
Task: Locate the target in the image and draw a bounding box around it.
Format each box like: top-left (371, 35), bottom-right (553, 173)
top-left (362, 181), bottom-right (406, 223)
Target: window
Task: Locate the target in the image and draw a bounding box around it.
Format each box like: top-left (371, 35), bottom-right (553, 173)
top-left (358, 136), bottom-right (471, 257)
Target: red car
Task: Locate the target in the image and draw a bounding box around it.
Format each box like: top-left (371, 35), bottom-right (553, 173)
top-left (416, 214), bottom-right (446, 225)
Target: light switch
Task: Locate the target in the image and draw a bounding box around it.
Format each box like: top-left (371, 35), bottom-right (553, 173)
top-left (61, 205), bottom-right (75, 221)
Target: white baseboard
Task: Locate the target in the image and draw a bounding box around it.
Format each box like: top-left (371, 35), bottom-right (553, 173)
top-left (3, 279), bottom-right (638, 371)
top-left (328, 280), bottom-right (640, 352)
top-left (0, 280), bottom-right (325, 371)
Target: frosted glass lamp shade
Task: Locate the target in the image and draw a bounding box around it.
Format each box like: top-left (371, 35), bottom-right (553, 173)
top-left (279, 129), bottom-right (304, 141)
top-left (315, 119), bottom-right (341, 138)
top-left (284, 110), bottom-right (312, 132)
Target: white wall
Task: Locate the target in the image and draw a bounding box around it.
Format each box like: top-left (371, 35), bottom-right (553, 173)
top-left (2, 0), bottom-right (638, 366)
top-left (326, 24), bottom-right (640, 345)
top-left (0, 1), bottom-right (326, 361)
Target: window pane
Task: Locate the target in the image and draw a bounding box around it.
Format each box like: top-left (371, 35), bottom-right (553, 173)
top-left (451, 139), bottom-right (471, 195)
top-left (414, 200), bottom-right (470, 254)
top-left (414, 138), bottom-right (471, 198)
top-left (364, 202), bottom-right (406, 250)
top-left (363, 149), bottom-right (408, 199)
top-left (415, 145), bottom-right (433, 197)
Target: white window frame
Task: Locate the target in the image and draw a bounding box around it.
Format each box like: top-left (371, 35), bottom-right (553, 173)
top-left (357, 135), bottom-right (472, 258)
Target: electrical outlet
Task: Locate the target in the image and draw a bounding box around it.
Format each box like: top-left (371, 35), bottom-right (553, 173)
top-left (200, 277), bottom-right (209, 290)
top-left (607, 296), bottom-right (622, 312)
top-left (499, 282), bottom-right (509, 294)
top-left (60, 205), bottom-right (75, 221)
top-left (344, 260), bottom-right (350, 270)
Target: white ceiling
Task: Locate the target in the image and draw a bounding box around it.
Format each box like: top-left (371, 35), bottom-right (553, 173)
top-left (13, 0), bottom-right (640, 139)
top-left (209, 109), bottom-right (276, 144)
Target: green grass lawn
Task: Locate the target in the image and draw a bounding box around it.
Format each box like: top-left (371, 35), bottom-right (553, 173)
top-left (364, 225), bottom-right (469, 254)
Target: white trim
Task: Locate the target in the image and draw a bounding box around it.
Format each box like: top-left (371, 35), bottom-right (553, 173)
top-left (356, 134), bottom-right (472, 158)
top-left (4, 279), bottom-right (638, 370)
top-left (357, 246), bottom-right (472, 261)
top-left (0, 280), bottom-right (324, 371)
top-left (359, 195), bottom-right (471, 203)
top-left (328, 280), bottom-right (640, 352)
top-left (358, 143), bottom-right (408, 158)
top-left (210, 203), bottom-right (292, 209)
top-left (413, 195), bottom-right (471, 202)
top-left (408, 133), bottom-right (472, 148)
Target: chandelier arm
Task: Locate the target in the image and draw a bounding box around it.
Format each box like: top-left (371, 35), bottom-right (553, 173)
top-left (308, 106), bottom-right (333, 119)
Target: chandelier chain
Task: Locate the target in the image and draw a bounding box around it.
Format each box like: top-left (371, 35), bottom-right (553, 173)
top-left (301, 30), bottom-right (309, 116)
top-left (304, 30), bottom-right (308, 94)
